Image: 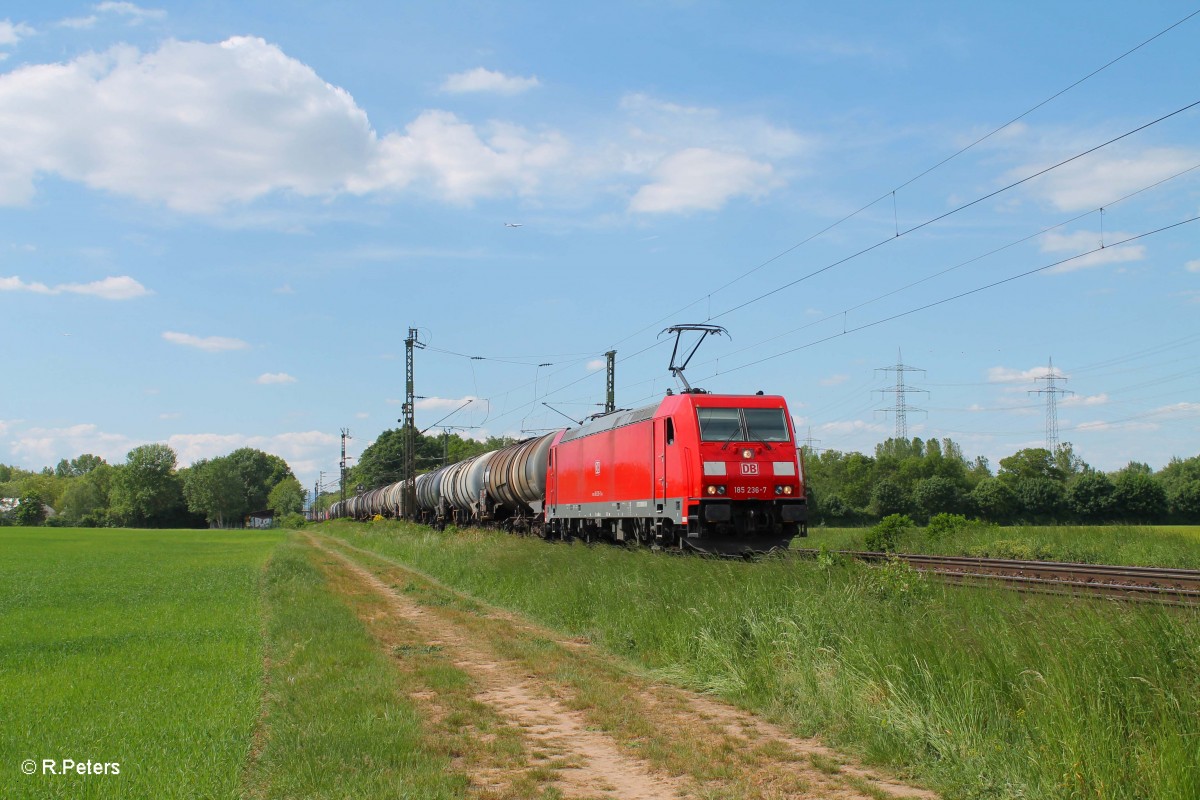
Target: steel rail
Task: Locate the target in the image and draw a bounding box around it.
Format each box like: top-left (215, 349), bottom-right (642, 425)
top-left (792, 549), bottom-right (1200, 605)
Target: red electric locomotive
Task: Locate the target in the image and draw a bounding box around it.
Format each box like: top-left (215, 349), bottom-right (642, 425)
top-left (545, 391), bottom-right (807, 553)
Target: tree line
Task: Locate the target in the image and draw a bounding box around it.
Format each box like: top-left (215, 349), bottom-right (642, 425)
top-left (804, 438), bottom-right (1200, 526)
top-left (0, 445), bottom-right (306, 528)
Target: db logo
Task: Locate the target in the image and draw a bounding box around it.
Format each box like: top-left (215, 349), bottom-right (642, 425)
top-left (740, 463), bottom-right (759, 475)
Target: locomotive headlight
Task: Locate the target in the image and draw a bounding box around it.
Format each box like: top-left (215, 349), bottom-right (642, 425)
top-left (783, 485), bottom-right (794, 495)
top-left (742, 448), bottom-right (754, 459)
top-left (707, 484), bottom-right (726, 496)
top-left (775, 485), bottom-right (782, 495)
top-left (717, 485), bottom-right (726, 495)
top-left (775, 485), bottom-right (794, 495)
top-left (706, 485), bottom-right (717, 495)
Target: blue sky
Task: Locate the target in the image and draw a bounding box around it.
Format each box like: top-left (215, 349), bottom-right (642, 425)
top-left (2, 1), bottom-right (1197, 494)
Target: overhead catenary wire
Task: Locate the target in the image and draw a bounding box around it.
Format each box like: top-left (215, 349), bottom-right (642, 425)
top-left (671, 215), bottom-right (1200, 383)
top-left (407, 20), bottom-right (1200, 442)
top-left (600, 8), bottom-right (1200, 350)
top-left (709, 99), bottom-right (1200, 322)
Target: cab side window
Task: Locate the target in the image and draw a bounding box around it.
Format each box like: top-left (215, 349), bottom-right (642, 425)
top-left (666, 417), bottom-right (675, 445)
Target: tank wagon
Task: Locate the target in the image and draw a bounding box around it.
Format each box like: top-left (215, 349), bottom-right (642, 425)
top-left (327, 392), bottom-right (807, 553)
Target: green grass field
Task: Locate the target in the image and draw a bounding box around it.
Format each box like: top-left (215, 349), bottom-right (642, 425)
top-left (326, 520), bottom-right (1200, 800)
top-left (6, 523), bottom-right (1200, 799)
top-left (0, 528), bottom-right (281, 799)
top-left (806, 524), bottom-right (1200, 568)
top-left (1, 528), bottom-right (474, 800)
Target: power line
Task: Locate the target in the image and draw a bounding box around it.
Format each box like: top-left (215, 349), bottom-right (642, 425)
top-left (709, 98), bottom-right (1200, 323)
top-left (600, 8), bottom-right (1200, 351)
top-left (674, 215), bottom-right (1200, 380)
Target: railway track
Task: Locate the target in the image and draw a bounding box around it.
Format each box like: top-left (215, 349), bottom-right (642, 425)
top-left (793, 549), bottom-right (1200, 605)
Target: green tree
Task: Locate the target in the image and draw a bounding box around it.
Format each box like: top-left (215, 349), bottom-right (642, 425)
top-left (59, 463), bottom-right (115, 526)
top-left (1157, 455), bottom-right (1200, 495)
top-left (15, 490), bottom-right (46, 526)
top-left (181, 458), bottom-right (244, 528)
top-left (998, 448), bottom-right (1063, 486)
top-left (970, 478), bottom-right (1016, 523)
top-left (1015, 477), bottom-right (1065, 522)
top-left (1168, 480), bottom-right (1200, 522)
top-left (226, 448), bottom-right (294, 512)
top-left (109, 444), bottom-right (185, 527)
top-left (267, 477), bottom-right (305, 517)
top-left (911, 475), bottom-right (962, 521)
top-left (870, 478), bottom-right (909, 518)
top-left (1111, 471), bottom-right (1167, 523)
top-left (1066, 472), bottom-right (1115, 522)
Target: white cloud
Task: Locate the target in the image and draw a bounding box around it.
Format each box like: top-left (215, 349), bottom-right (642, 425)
top-left (586, 359), bottom-right (606, 371)
top-left (619, 94), bottom-right (811, 160)
top-left (1039, 230), bottom-right (1145, 273)
top-left (167, 430), bottom-right (338, 480)
top-left (441, 67), bottom-right (540, 95)
top-left (1061, 393), bottom-right (1108, 407)
top-left (95, 2), bottom-right (166, 23)
top-left (1020, 147), bottom-right (1198, 212)
top-left (819, 373), bottom-right (849, 387)
top-left (818, 419), bottom-right (887, 435)
top-left (0, 274), bottom-right (150, 299)
top-left (9, 423), bottom-right (135, 466)
top-left (162, 331), bottom-right (249, 352)
top-left (0, 20), bottom-right (34, 46)
top-left (987, 365), bottom-right (1063, 384)
top-left (0, 39), bottom-right (809, 216)
top-left (358, 111), bottom-right (570, 203)
top-left (0, 37), bottom-right (379, 210)
top-left (57, 15), bottom-right (97, 29)
top-left (256, 372), bottom-right (297, 385)
top-left (1186, 260), bottom-right (1200, 273)
top-left (415, 395), bottom-right (478, 411)
top-left (355, 412), bottom-right (369, 419)
top-left (630, 148), bottom-right (775, 213)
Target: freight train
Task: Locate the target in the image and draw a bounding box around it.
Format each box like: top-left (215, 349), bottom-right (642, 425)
top-left (327, 391), bottom-right (807, 553)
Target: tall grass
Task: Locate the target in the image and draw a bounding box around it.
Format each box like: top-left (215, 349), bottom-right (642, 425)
top-left (0, 528), bottom-right (280, 800)
top-left (808, 524), bottom-right (1200, 568)
top-left (327, 521), bottom-right (1200, 800)
top-left (243, 537), bottom-right (466, 799)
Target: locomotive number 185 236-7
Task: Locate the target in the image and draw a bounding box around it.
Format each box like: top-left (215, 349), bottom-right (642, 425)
top-left (733, 485), bottom-right (769, 495)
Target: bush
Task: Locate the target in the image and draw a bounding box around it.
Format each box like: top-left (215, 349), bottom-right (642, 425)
top-left (967, 539), bottom-right (1055, 561)
top-left (280, 513), bottom-right (306, 529)
top-left (864, 513), bottom-right (913, 552)
top-left (924, 512), bottom-right (968, 540)
top-left (861, 555), bottom-right (931, 605)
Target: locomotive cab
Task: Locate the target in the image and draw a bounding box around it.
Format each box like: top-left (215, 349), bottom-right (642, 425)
top-left (682, 396), bottom-right (807, 552)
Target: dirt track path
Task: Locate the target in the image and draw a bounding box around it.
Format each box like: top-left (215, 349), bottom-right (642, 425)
top-left (310, 534), bottom-right (939, 800)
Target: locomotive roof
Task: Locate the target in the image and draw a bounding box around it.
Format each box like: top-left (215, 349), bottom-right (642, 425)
top-left (557, 392), bottom-right (787, 444)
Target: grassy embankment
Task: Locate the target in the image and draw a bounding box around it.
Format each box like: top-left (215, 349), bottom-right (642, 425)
top-left (806, 524), bottom-right (1200, 568)
top-left (1, 528), bottom-right (469, 799)
top-left (326, 520), bottom-right (1200, 800)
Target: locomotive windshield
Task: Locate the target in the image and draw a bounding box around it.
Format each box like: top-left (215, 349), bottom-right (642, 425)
top-left (697, 407), bottom-right (791, 443)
